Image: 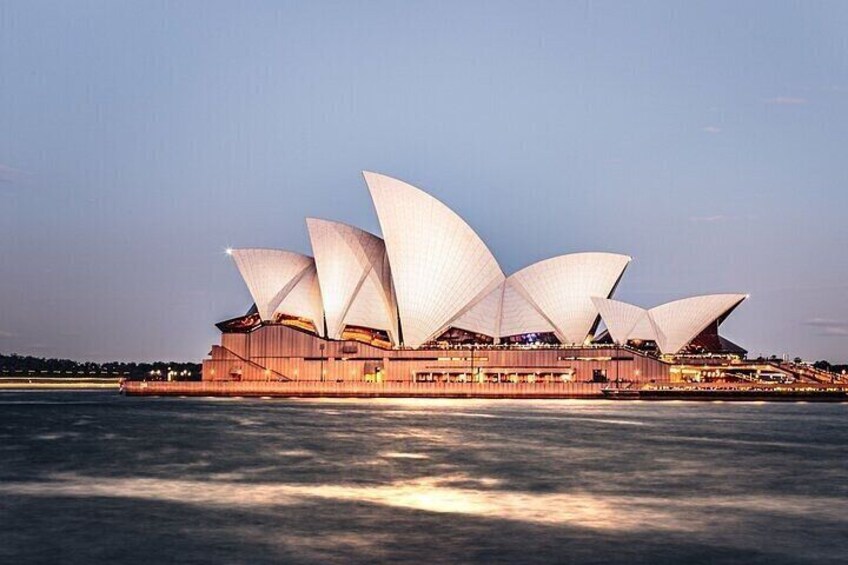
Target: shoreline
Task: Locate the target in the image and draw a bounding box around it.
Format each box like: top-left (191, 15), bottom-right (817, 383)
top-left (120, 381), bottom-right (848, 402)
top-left (0, 377), bottom-right (122, 391)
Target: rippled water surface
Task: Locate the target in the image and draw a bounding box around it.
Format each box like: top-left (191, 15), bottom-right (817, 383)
top-left (1, 392), bottom-right (846, 564)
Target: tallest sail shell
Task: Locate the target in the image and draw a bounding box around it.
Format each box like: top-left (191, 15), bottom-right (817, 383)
top-left (364, 172), bottom-right (505, 348)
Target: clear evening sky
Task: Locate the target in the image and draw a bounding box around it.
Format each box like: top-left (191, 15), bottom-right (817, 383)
top-left (1, 1), bottom-right (846, 363)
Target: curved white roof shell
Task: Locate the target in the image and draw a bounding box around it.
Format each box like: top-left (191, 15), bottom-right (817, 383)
top-left (498, 281), bottom-right (558, 337)
top-left (629, 311), bottom-right (660, 342)
top-left (364, 171), bottom-right (505, 348)
top-left (449, 283), bottom-right (504, 338)
top-left (592, 294), bottom-right (747, 354)
top-left (450, 279), bottom-right (562, 340)
top-left (508, 253), bottom-right (631, 344)
top-left (229, 248), bottom-right (315, 322)
top-left (307, 218), bottom-right (397, 343)
top-left (591, 298), bottom-right (653, 345)
top-left (648, 294), bottom-right (747, 355)
top-left (272, 261), bottom-right (325, 336)
top-left (451, 253), bottom-right (630, 343)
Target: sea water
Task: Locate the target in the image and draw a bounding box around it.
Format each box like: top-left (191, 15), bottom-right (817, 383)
top-left (1, 392), bottom-right (846, 564)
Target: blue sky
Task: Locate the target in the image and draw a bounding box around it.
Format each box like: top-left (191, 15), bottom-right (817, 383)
top-left (1, 1), bottom-right (846, 362)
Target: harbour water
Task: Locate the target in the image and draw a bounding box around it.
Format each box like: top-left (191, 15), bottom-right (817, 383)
top-left (1, 392), bottom-right (846, 564)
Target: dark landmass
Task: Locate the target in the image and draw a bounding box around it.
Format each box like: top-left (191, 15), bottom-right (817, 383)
top-left (0, 353), bottom-right (201, 381)
top-left (808, 359), bottom-right (848, 374)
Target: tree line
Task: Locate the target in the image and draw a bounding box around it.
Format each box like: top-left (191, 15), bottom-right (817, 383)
top-left (0, 353), bottom-right (201, 381)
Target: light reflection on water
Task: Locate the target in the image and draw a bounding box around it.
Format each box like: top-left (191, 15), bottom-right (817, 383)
top-left (1, 392), bottom-right (847, 564)
top-left (1, 472), bottom-right (694, 531)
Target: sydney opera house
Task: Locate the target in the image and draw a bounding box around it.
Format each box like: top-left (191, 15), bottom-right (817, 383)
top-left (201, 172), bottom-right (761, 388)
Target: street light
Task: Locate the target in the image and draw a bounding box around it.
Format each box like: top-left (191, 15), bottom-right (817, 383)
top-left (319, 344), bottom-right (325, 382)
top-left (470, 343), bottom-right (475, 384)
top-left (614, 342), bottom-right (621, 388)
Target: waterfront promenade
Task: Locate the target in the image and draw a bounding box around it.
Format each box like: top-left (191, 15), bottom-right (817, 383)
top-left (123, 380), bottom-right (607, 399)
top-left (121, 380), bottom-right (848, 401)
top-left (0, 377), bottom-right (122, 391)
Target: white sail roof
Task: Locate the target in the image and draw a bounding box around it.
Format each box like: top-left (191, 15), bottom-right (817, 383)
top-left (648, 294), bottom-right (747, 354)
top-left (449, 282), bottom-right (504, 338)
top-left (364, 171), bottom-right (505, 348)
top-left (451, 254), bottom-right (631, 342)
top-left (343, 273), bottom-right (397, 338)
top-left (591, 298), bottom-right (652, 344)
top-left (629, 312), bottom-right (660, 342)
top-left (228, 248), bottom-right (315, 322)
top-left (273, 261), bottom-right (325, 336)
top-left (592, 294), bottom-right (747, 354)
top-left (306, 218), bottom-right (397, 343)
top-left (498, 281), bottom-right (558, 338)
top-left (508, 253), bottom-right (631, 344)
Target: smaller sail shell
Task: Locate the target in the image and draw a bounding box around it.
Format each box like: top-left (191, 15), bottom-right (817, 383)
top-left (307, 218), bottom-right (397, 343)
top-left (592, 294), bottom-right (748, 354)
top-left (229, 249), bottom-right (314, 322)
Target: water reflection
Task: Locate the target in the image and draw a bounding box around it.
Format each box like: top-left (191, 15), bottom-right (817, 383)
top-left (0, 473), bottom-right (687, 531)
